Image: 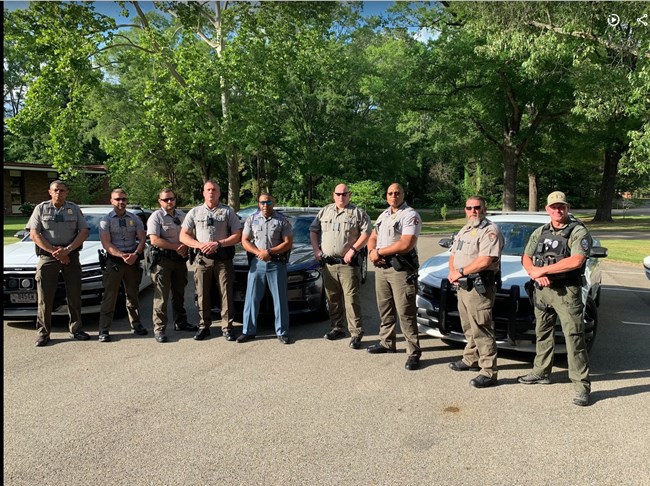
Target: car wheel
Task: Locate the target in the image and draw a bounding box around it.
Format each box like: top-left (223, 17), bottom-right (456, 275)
top-left (584, 296), bottom-right (598, 353)
top-left (360, 252), bottom-right (368, 284)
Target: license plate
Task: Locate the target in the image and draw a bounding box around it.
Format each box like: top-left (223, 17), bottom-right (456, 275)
top-left (10, 292), bottom-right (37, 304)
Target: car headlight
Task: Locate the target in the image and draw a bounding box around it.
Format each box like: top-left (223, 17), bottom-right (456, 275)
top-left (288, 269), bottom-right (321, 283)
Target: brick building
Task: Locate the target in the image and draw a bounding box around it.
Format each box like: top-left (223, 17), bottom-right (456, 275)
top-left (3, 162), bottom-right (109, 215)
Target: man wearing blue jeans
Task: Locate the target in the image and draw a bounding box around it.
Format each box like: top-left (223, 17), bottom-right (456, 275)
top-left (237, 193), bottom-right (293, 344)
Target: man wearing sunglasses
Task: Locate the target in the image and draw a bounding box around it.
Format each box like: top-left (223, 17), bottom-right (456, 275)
top-left (367, 183), bottom-right (422, 370)
top-left (146, 189), bottom-right (197, 343)
top-left (519, 191), bottom-right (592, 407)
top-left (27, 180), bottom-right (90, 346)
top-left (98, 188), bottom-right (148, 342)
top-left (310, 183), bottom-right (371, 349)
top-left (448, 196), bottom-right (504, 388)
top-left (237, 193), bottom-right (293, 344)
top-left (181, 180), bottom-right (242, 341)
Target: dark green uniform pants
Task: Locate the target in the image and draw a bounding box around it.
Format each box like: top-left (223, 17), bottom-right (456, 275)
top-left (99, 259), bottom-right (143, 332)
top-left (35, 253), bottom-right (83, 337)
top-left (152, 256), bottom-right (189, 334)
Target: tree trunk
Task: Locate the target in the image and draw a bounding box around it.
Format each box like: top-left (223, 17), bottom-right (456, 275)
top-left (528, 171), bottom-right (538, 212)
top-left (502, 146), bottom-right (519, 211)
top-left (593, 145), bottom-right (621, 222)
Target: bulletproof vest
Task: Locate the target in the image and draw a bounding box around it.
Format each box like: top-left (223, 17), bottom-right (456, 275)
top-left (533, 220), bottom-right (584, 282)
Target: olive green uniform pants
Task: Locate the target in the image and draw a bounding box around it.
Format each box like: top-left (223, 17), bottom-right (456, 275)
top-left (533, 284), bottom-right (590, 394)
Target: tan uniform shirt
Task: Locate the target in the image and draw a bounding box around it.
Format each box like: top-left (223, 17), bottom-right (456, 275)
top-left (451, 218), bottom-right (503, 271)
top-left (182, 203), bottom-right (241, 242)
top-left (147, 208), bottom-right (185, 245)
top-left (310, 203), bottom-right (371, 257)
top-left (27, 201), bottom-right (88, 247)
top-left (375, 202), bottom-right (421, 250)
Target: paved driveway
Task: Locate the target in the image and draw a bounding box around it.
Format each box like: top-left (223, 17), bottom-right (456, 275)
top-left (4, 235), bottom-right (649, 485)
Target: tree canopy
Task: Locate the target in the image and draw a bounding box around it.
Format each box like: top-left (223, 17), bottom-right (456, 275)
top-left (4, 1), bottom-right (649, 214)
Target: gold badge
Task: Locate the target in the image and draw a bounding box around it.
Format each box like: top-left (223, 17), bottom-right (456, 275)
top-left (129, 220), bottom-right (134, 226)
top-left (67, 209), bottom-right (73, 214)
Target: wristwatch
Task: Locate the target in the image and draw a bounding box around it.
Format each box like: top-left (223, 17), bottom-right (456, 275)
top-left (459, 267), bottom-right (465, 276)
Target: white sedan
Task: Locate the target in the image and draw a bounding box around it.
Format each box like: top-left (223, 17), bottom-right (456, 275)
top-left (3, 205), bottom-right (153, 320)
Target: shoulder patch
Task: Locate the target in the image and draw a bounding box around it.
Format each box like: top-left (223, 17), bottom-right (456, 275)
top-left (580, 238), bottom-right (589, 251)
top-left (488, 232), bottom-right (496, 241)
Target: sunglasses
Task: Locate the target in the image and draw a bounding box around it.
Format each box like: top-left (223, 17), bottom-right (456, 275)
top-left (113, 197), bottom-right (128, 202)
top-left (334, 192), bottom-right (350, 197)
top-left (259, 200), bottom-right (273, 206)
top-left (465, 205), bottom-right (482, 211)
top-left (207, 216), bottom-right (214, 226)
top-left (160, 197), bottom-right (176, 203)
top-left (387, 191), bottom-right (401, 196)
top-left (172, 217), bottom-right (182, 225)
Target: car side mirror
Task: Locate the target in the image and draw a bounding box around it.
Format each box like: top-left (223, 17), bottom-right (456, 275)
top-left (439, 236), bottom-right (454, 249)
top-left (590, 246), bottom-right (608, 258)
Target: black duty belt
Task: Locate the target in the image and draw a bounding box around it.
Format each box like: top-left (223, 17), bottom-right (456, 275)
top-left (160, 249), bottom-right (188, 261)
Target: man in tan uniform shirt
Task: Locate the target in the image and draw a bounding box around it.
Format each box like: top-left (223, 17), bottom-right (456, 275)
top-left (448, 196), bottom-right (504, 388)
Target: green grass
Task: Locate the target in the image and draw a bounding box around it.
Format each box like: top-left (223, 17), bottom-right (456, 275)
top-left (4, 216), bottom-right (28, 245)
top-left (597, 240), bottom-right (648, 265)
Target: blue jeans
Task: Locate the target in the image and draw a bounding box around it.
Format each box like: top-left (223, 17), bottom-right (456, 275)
top-left (242, 259), bottom-right (289, 336)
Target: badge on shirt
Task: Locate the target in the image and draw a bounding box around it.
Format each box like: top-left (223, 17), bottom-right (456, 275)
top-left (581, 238), bottom-right (589, 251)
top-left (67, 209), bottom-right (73, 214)
top-left (488, 232), bottom-right (496, 241)
top-left (129, 220), bottom-right (135, 226)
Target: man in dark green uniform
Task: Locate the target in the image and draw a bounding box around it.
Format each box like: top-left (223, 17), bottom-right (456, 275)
top-left (310, 183), bottom-right (371, 349)
top-left (519, 191), bottom-right (592, 407)
top-left (28, 180), bottom-right (90, 346)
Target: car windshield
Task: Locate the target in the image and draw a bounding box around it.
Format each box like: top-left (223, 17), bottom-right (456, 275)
top-left (22, 214), bottom-right (105, 242)
top-left (497, 222), bottom-right (540, 256)
top-left (289, 217), bottom-right (313, 245)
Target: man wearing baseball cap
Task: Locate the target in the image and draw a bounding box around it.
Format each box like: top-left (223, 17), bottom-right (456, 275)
top-left (519, 191), bottom-right (593, 406)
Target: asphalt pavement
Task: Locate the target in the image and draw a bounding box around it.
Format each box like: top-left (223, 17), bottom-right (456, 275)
top-left (3, 235), bottom-right (650, 485)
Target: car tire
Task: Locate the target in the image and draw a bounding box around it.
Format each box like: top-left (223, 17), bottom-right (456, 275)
top-left (584, 296), bottom-right (598, 353)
